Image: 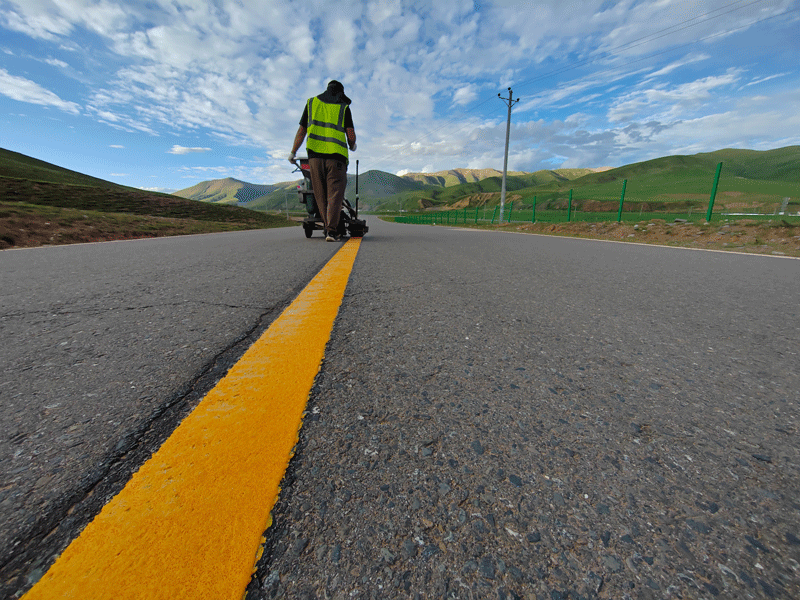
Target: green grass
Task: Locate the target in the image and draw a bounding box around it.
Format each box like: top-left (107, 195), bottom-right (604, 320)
top-left (0, 148), bottom-right (293, 248)
top-left (0, 147), bottom-right (125, 189)
top-left (385, 147), bottom-right (800, 217)
top-left (1, 177), bottom-right (286, 224)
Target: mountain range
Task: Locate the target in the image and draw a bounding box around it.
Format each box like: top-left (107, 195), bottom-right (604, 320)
top-left (174, 166), bottom-right (605, 212)
top-left (2, 145), bottom-right (798, 217)
top-left (174, 146), bottom-right (800, 213)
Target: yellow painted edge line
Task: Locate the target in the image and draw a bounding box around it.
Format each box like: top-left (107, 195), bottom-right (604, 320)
top-left (24, 238), bottom-right (362, 600)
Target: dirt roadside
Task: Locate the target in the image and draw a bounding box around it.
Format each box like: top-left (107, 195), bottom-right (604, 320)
top-left (0, 202), bottom-right (292, 250)
top-left (489, 219), bottom-right (800, 258)
top-left (4, 207), bottom-right (800, 258)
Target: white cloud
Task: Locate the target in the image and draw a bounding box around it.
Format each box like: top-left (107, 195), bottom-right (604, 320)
top-left (0, 68), bottom-right (80, 114)
top-left (646, 53), bottom-right (710, 80)
top-left (140, 186), bottom-right (176, 193)
top-left (0, 2), bottom-right (74, 40)
top-left (453, 84), bottom-right (478, 106)
top-left (109, 144), bottom-right (124, 148)
top-left (168, 145), bottom-right (212, 155)
top-left (607, 69), bottom-right (743, 123)
top-left (179, 165), bottom-right (228, 173)
top-left (1, 0), bottom-right (798, 184)
top-left (745, 73), bottom-right (791, 88)
top-left (324, 17), bottom-right (359, 74)
top-left (44, 57), bottom-right (69, 68)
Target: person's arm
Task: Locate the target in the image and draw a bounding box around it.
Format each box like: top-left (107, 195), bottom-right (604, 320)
top-left (344, 106), bottom-right (356, 151)
top-left (289, 126), bottom-right (306, 164)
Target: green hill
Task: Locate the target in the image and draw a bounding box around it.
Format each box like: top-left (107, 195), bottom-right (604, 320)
top-left (0, 147), bottom-right (291, 249)
top-left (174, 177), bottom-right (280, 205)
top-left (180, 166), bottom-right (597, 213)
top-left (524, 148), bottom-right (800, 212)
top-left (570, 147), bottom-right (800, 186)
top-left (696, 146), bottom-right (800, 181)
top-left (381, 147), bottom-right (800, 213)
top-left (375, 168), bottom-right (597, 212)
top-left (185, 169), bottom-right (432, 212)
top-left (403, 168), bottom-right (508, 186)
top-left (0, 147), bottom-right (127, 189)
top-left (9, 144), bottom-right (796, 226)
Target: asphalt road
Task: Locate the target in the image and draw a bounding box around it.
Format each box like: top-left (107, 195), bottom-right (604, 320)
top-left (3, 219), bottom-right (800, 599)
top-left (252, 220), bottom-right (800, 599)
top-left (0, 227), bottom-right (342, 596)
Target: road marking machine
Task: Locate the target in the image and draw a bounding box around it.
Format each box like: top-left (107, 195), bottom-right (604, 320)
top-left (294, 158), bottom-right (368, 239)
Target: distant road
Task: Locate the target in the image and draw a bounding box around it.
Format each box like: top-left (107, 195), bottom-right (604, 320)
top-left (3, 220), bottom-right (799, 599)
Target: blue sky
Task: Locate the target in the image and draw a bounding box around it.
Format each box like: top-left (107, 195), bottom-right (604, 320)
top-left (1, 0), bottom-right (798, 192)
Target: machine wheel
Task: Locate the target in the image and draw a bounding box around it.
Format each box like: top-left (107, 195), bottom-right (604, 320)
top-left (303, 224), bottom-right (313, 238)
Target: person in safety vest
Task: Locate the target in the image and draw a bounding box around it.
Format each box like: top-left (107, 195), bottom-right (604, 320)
top-left (289, 80), bottom-right (357, 242)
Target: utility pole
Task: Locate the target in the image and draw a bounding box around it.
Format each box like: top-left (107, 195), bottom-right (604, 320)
top-left (498, 87), bottom-right (519, 224)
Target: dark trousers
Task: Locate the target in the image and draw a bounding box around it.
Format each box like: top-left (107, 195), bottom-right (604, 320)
top-left (308, 158), bottom-right (347, 236)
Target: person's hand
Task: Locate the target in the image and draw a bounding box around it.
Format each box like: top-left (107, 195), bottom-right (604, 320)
top-left (288, 152), bottom-right (297, 165)
top-left (349, 142), bottom-right (357, 152)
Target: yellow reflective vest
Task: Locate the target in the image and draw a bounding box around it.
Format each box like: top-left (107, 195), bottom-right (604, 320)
top-left (306, 97), bottom-right (349, 161)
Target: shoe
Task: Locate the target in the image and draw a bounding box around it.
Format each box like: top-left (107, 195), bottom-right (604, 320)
top-left (325, 234), bottom-right (335, 242)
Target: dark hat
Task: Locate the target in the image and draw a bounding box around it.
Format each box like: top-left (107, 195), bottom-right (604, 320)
top-left (319, 80), bottom-right (351, 105)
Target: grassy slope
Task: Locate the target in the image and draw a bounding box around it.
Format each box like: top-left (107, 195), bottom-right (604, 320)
top-left (403, 168), bottom-right (508, 186)
top-left (174, 178), bottom-right (280, 205)
top-left (238, 169), bottom-right (432, 212)
top-left (381, 169), bottom-right (594, 211)
top-left (0, 147), bottom-right (126, 189)
top-left (552, 148), bottom-right (800, 209)
top-left (179, 166), bottom-right (596, 213)
top-left (387, 148), bottom-right (800, 212)
top-left (0, 148), bottom-right (291, 249)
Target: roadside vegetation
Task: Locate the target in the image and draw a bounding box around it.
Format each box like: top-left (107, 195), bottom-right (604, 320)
top-left (377, 146), bottom-right (800, 257)
top-left (0, 148), bottom-right (293, 250)
top-left (3, 145), bottom-right (798, 255)
top-left (378, 147), bottom-right (800, 215)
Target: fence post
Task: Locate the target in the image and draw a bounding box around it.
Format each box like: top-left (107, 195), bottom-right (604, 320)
top-left (532, 196), bottom-right (536, 223)
top-left (617, 179), bottom-right (627, 223)
top-left (567, 189), bottom-right (573, 222)
top-left (491, 206), bottom-right (498, 224)
top-left (508, 202), bottom-right (513, 223)
top-left (475, 207), bottom-right (479, 224)
top-left (705, 162), bottom-right (723, 222)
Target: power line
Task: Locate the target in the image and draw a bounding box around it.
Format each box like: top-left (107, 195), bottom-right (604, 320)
top-left (369, 0), bottom-right (795, 171)
top-left (512, 0), bottom-right (774, 92)
top-left (519, 4), bottom-right (796, 99)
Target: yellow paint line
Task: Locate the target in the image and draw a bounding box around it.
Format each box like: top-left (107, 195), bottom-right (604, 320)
top-left (24, 238), bottom-right (362, 600)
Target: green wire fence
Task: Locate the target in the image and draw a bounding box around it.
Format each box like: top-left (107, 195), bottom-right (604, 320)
top-left (394, 162), bottom-right (800, 226)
